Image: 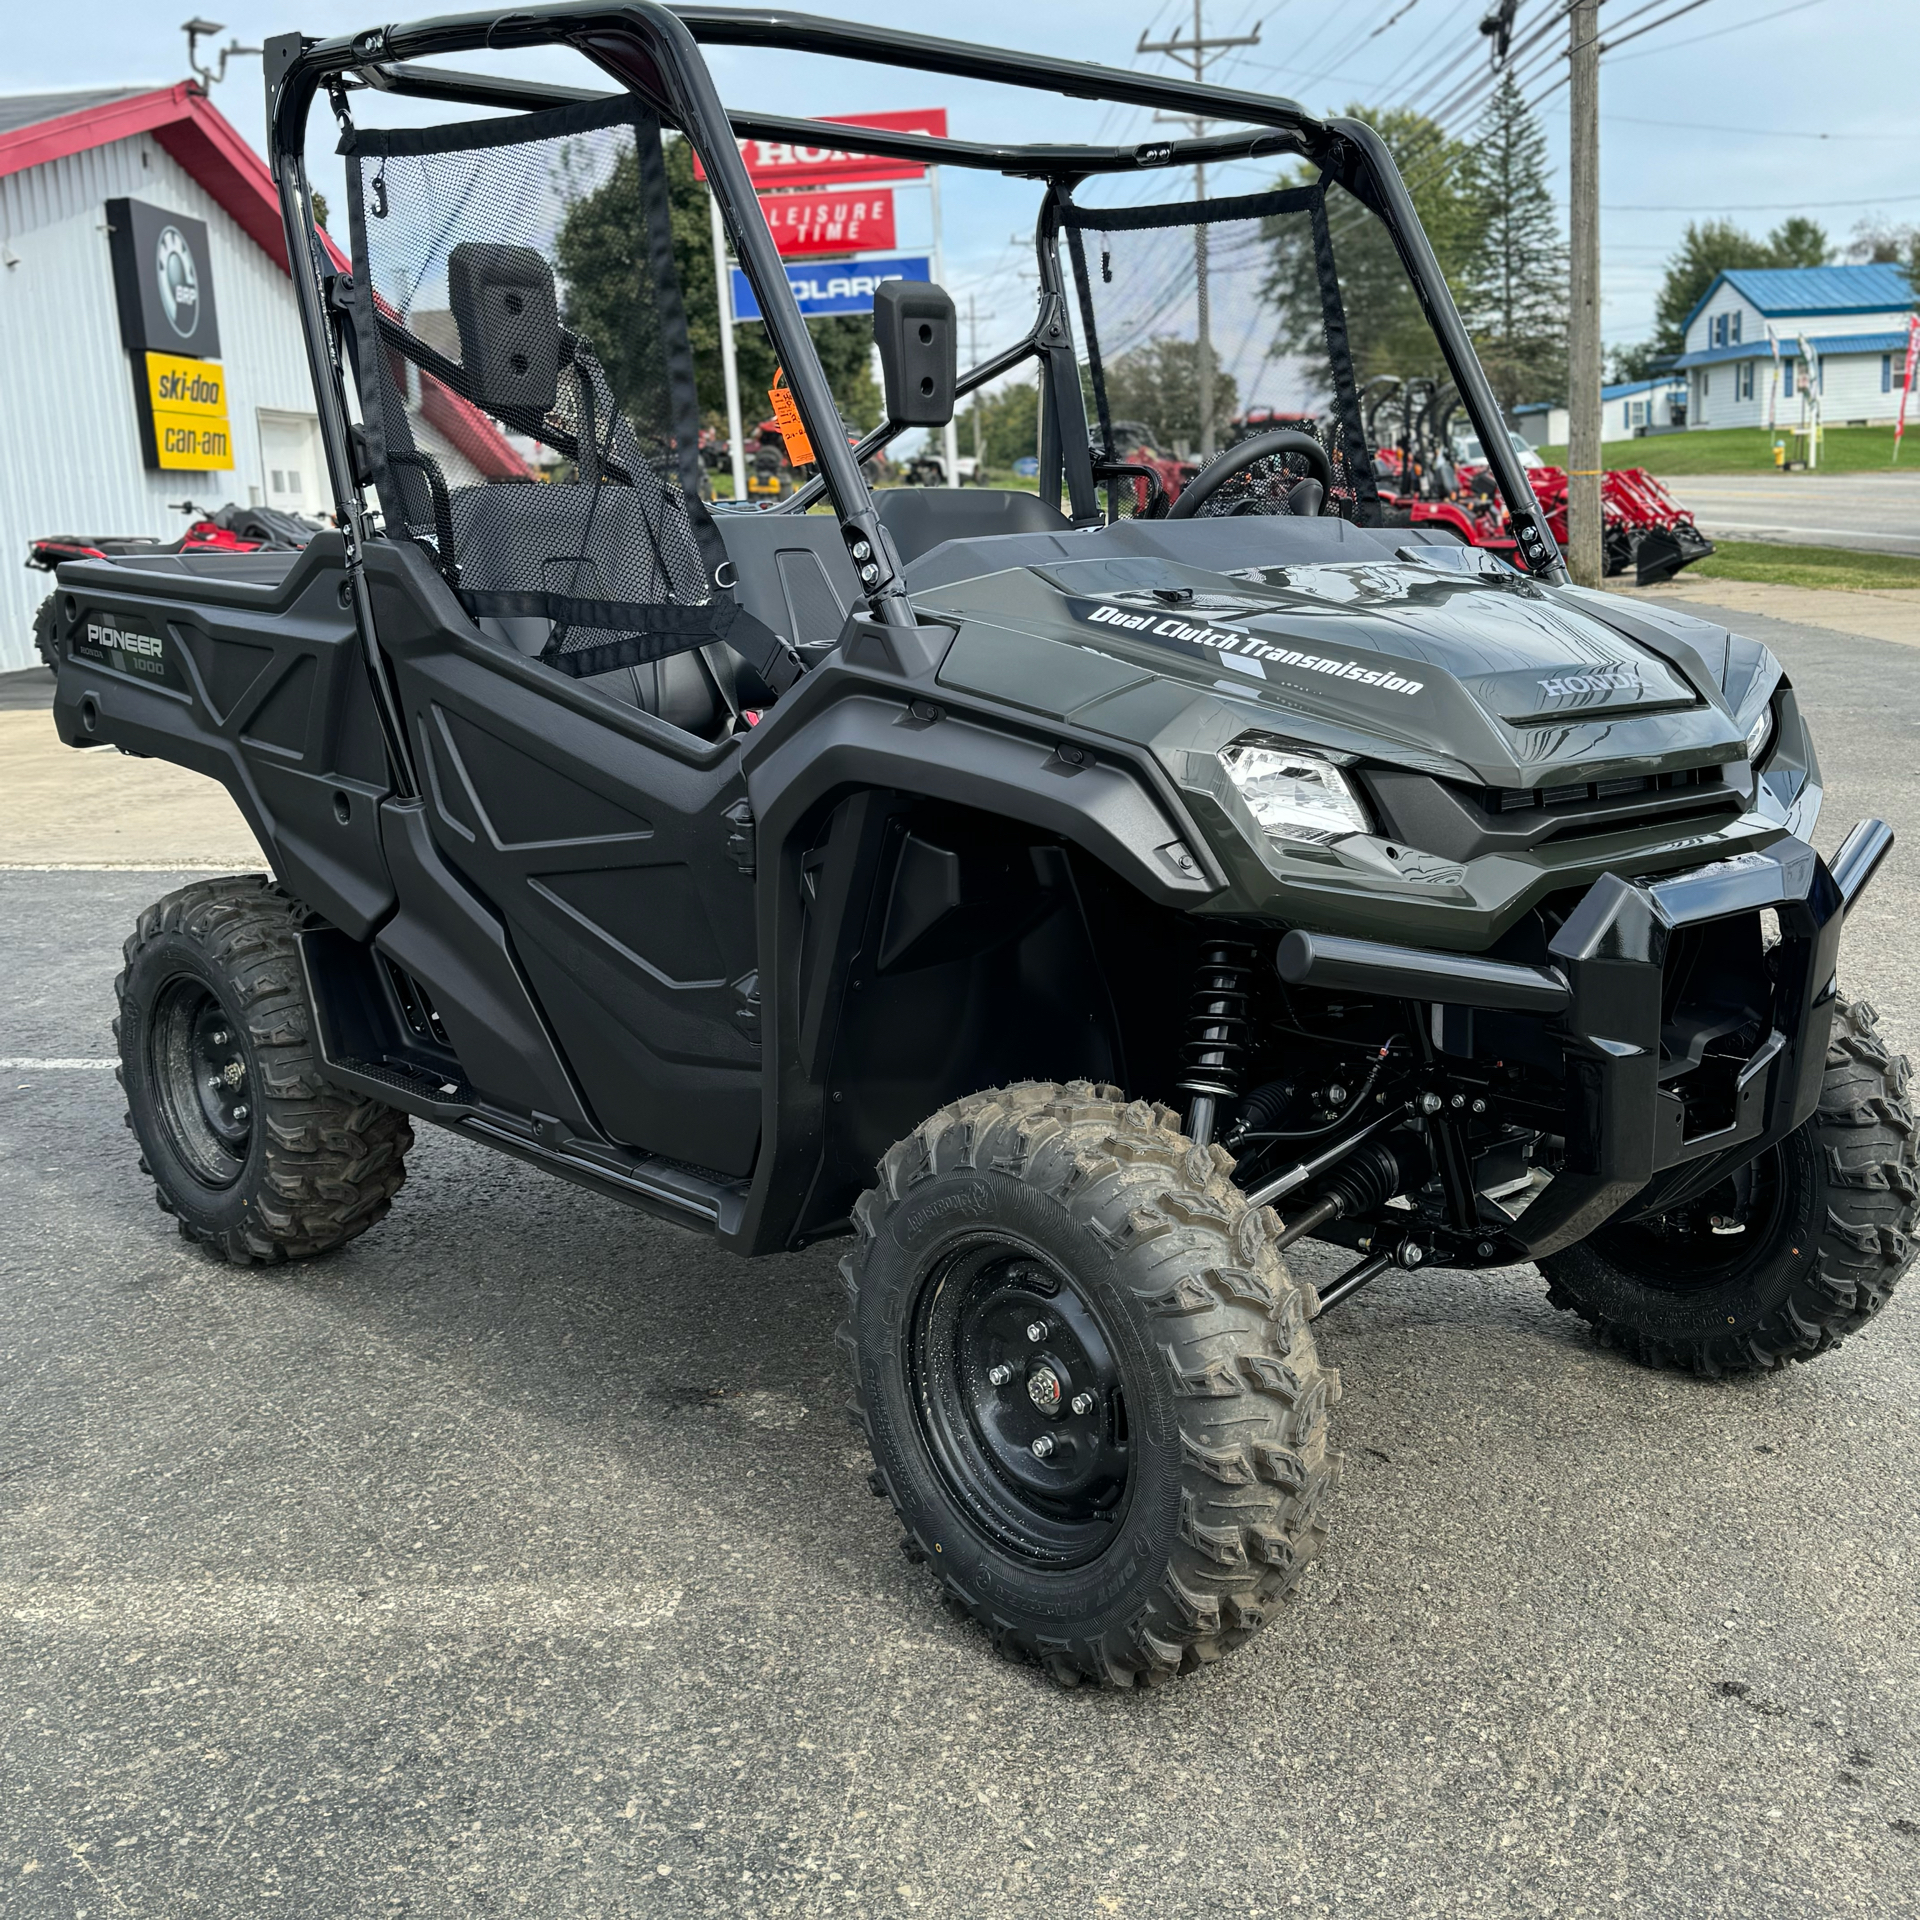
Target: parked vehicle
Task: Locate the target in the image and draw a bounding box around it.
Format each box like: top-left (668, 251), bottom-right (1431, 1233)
top-left (26, 499), bottom-right (320, 667)
top-left (47, 5), bottom-right (1907, 1690)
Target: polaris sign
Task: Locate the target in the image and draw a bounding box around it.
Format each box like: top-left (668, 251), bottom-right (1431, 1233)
top-left (731, 255), bottom-right (930, 319)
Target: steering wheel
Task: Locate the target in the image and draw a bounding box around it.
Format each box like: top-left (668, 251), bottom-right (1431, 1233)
top-left (1166, 429), bottom-right (1335, 520)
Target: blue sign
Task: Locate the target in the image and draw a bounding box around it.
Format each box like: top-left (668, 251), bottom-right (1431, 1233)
top-left (730, 255), bottom-right (931, 321)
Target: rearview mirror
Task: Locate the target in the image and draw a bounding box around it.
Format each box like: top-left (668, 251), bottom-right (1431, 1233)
top-left (874, 279), bottom-right (956, 429)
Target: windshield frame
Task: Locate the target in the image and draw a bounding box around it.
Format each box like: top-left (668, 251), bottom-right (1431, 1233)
top-left (270, 0), bottom-right (1567, 627)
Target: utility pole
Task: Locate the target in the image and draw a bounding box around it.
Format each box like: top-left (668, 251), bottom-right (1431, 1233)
top-left (1566, 0), bottom-right (1603, 586)
top-left (1137, 3), bottom-right (1260, 462)
top-left (965, 292), bottom-right (997, 468)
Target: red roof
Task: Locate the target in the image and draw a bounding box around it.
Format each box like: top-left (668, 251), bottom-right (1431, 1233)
top-left (0, 83), bottom-right (289, 265)
top-left (0, 82), bottom-right (527, 480)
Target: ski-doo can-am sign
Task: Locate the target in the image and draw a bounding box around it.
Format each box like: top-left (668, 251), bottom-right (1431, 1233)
top-left (696, 110), bottom-right (949, 188)
top-left (105, 198), bottom-right (232, 470)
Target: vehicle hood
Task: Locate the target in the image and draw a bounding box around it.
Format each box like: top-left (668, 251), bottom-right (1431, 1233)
top-left (917, 545), bottom-right (1774, 789)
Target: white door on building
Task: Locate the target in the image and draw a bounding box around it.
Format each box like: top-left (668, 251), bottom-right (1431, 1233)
top-left (257, 411), bottom-right (325, 514)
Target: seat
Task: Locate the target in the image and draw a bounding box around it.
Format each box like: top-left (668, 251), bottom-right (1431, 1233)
top-left (872, 486), bottom-right (1071, 564)
top-left (451, 479), bottom-right (733, 738)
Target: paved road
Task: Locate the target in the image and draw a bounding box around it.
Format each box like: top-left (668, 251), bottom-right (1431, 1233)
top-left (1663, 471), bottom-right (1920, 556)
top-left (3, 607), bottom-right (1919, 1917)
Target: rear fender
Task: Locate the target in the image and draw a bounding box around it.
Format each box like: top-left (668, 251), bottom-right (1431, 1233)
top-left (48, 535), bottom-right (395, 938)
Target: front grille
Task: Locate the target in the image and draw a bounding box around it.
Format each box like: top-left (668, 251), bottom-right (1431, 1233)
top-left (1488, 766), bottom-right (1719, 814)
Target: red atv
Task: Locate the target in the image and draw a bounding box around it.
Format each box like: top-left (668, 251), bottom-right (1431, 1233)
top-left (27, 500), bottom-right (321, 668)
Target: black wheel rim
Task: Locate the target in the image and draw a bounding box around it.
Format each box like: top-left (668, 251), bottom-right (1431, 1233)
top-left (1592, 1144), bottom-right (1789, 1292)
top-left (148, 974), bottom-right (252, 1189)
top-left (907, 1237), bottom-right (1133, 1567)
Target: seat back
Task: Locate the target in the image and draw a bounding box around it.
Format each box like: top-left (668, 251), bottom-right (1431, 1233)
top-left (872, 486), bottom-right (1072, 564)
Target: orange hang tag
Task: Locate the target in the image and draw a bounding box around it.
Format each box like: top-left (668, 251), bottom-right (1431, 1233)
top-left (768, 368), bottom-right (814, 467)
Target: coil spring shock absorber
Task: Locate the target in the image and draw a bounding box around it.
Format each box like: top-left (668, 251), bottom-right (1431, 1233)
top-left (1177, 939), bottom-right (1256, 1147)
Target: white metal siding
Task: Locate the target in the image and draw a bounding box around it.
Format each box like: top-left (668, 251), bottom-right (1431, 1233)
top-left (0, 131), bottom-right (316, 671)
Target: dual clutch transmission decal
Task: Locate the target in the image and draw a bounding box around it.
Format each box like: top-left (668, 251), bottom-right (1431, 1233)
top-left (1067, 597), bottom-right (1424, 696)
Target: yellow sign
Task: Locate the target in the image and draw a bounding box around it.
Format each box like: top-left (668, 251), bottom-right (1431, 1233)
top-left (144, 350), bottom-right (233, 470)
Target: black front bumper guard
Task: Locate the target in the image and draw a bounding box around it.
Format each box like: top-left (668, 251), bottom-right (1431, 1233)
top-left (1278, 819), bottom-right (1893, 1259)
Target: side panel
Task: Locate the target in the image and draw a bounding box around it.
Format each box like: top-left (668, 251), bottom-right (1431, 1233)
top-left (364, 544), bottom-right (763, 1177)
top-left (49, 537), bottom-right (395, 938)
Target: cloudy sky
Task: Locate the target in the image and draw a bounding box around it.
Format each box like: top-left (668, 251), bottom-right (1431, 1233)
top-left (10, 0), bottom-right (1911, 377)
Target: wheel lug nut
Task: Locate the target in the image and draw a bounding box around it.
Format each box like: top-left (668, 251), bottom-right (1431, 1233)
top-left (1030, 1434), bottom-right (1055, 1459)
top-left (232, 1104), bottom-right (249, 1120)
top-left (1071, 1392), bottom-right (1095, 1415)
top-left (211, 1030), bottom-right (228, 1045)
top-left (1025, 1320), bottom-right (1047, 1343)
top-left (988, 1363), bottom-right (1013, 1386)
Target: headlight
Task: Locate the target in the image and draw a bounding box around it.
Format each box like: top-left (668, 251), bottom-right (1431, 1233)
top-left (1219, 738), bottom-right (1370, 846)
top-left (1744, 702), bottom-right (1775, 765)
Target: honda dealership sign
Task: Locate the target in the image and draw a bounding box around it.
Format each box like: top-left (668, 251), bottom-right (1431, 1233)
top-left (696, 110), bottom-right (949, 187)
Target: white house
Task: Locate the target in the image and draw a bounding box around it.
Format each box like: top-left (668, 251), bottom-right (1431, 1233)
top-left (1673, 263), bottom-right (1915, 432)
top-left (0, 83), bottom-right (523, 673)
top-left (1514, 375), bottom-right (1688, 450)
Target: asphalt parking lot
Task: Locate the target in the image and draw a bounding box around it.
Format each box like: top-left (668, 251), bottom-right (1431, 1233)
top-left (3, 602), bottom-right (1919, 1917)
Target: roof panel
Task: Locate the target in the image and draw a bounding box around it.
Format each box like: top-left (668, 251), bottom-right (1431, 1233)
top-left (1685, 263), bottom-right (1914, 336)
top-left (0, 87), bottom-right (151, 137)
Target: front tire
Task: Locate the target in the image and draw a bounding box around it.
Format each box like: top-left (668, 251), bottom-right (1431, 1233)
top-left (841, 1081), bottom-right (1341, 1687)
top-left (116, 877), bottom-right (413, 1264)
top-left (1541, 997), bottom-right (1918, 1376)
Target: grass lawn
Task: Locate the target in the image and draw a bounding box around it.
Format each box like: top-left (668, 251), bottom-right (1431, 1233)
top-left (1687, 540), bottom-right (1920, 590)
top-left (1535, 426), bottom-right (1920, 475)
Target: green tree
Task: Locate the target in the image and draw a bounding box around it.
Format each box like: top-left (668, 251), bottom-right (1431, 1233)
top-left (553, 135), bottom-right (881, 448)
top-left (1103, 336), bottom-right (1238, 450)
top-left (975, 377), bottom-right (1040, 469)
top-left (1262, 105), bottom-right (1480, 391)
top-left (1767, 215), bottom-right (1831, 269)
top-left (1605, 340), bottom-right (1660, 385)
top-left (1457, 74), bottom-right (1566, 409)
top-left (1849, 218), bottom-right (1920, 301)
top-left (658, 136), bottom-right (879, 435)
top-left (1649, 216), bottom-right (1833, 357)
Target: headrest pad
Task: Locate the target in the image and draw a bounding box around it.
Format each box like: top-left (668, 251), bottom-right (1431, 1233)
top-left (447, 242), bottom-right (560, 417)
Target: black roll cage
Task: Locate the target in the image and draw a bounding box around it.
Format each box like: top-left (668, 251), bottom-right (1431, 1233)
top-left (262, 3), bottom-right (1564, 790)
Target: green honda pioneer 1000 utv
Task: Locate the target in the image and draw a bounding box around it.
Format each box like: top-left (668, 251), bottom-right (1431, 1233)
top-left (46, 4), bottom-right (1909, 1687)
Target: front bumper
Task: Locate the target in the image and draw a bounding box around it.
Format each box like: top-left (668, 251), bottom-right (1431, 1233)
top-left (1278, 822), bottom-right (1891, 1258)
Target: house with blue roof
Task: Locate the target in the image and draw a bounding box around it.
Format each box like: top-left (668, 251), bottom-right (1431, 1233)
top-left (1674, 263), bottom-right (1915, 430)
top-left (1515, 375), bottom-right (1690, 448)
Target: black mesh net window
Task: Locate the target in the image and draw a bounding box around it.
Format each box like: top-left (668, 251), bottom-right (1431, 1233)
top-left (342, 96), bottom-right (783, 682)
top-left (1059, 182), bottom-right (1383, 526)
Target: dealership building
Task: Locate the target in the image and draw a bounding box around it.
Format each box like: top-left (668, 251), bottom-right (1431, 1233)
top-left (0, 82), bottom-right (521, 673)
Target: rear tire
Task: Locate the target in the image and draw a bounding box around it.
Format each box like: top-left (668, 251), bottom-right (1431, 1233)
top-left (116, 877), bottom-right (413, 1264)
top-left (841, 1081), bottom-right (1341, 1688)
top-left (1541, 997), bottom-right (1918, 1376)
top-left (32, 593), bottom-right (57, 672)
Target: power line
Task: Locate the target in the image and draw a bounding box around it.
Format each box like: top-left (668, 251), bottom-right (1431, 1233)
top-left (1595, 0), bottom-right (1714, 56)
top-left (1602, 190), bottom-right (1920, 213)
top-left (1604, 0), bottom-right (1831, 61)
top-left (1602, 112), bottom-right (1906, 142)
